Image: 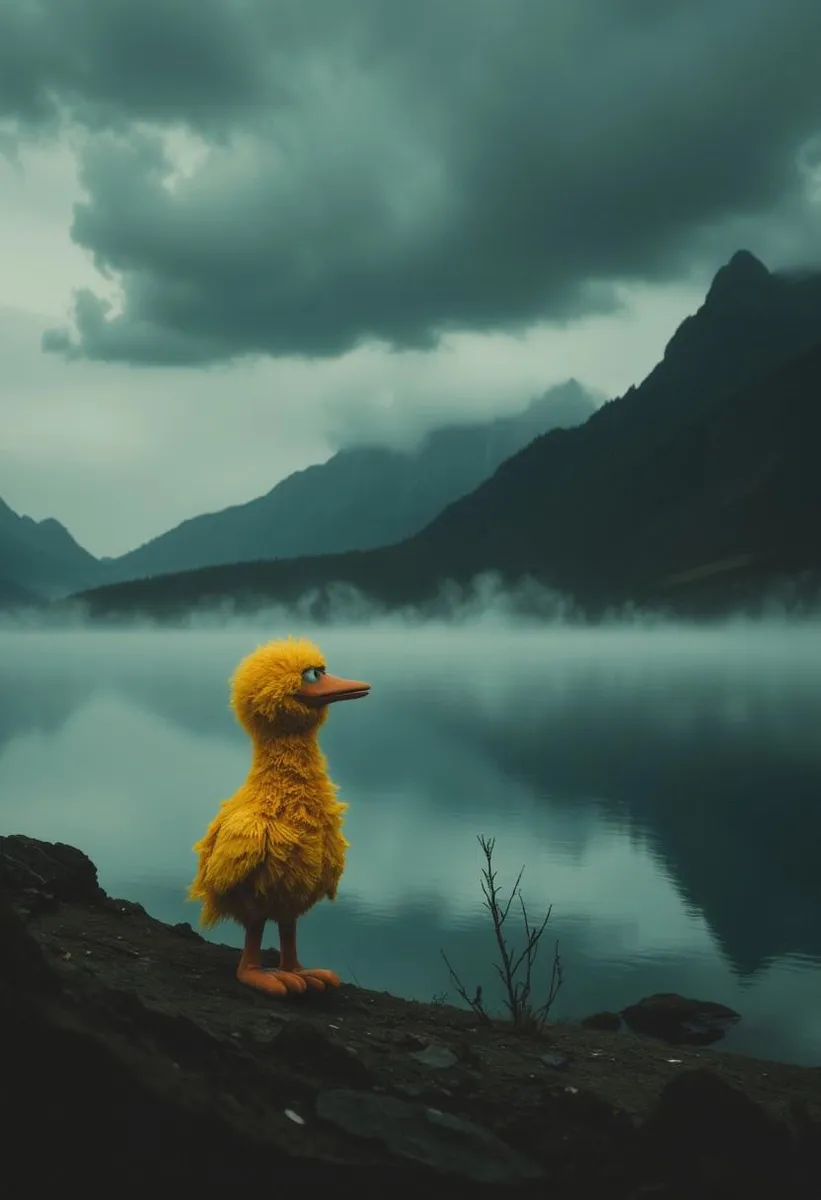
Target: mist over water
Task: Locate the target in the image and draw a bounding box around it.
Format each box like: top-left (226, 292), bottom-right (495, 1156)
top-left (2, 617), bottom-right (820, 1064)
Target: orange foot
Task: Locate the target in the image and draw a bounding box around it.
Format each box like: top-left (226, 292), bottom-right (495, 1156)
top-left (237, 966), bottom-right (309, 996)
top-left (292, 967), bottom-right (341, 992)
top-left (237, 965), bottom-right (341, 996)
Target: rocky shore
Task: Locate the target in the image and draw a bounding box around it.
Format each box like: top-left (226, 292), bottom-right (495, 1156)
top-left (1, 834), bottom-right (819, 1197)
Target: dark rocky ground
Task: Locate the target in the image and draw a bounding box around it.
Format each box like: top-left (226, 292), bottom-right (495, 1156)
top-left (2, 834), bottom-right (820, 1198)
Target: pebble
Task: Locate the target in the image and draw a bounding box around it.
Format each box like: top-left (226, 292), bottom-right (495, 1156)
top-left (541, 1052), bottom-right (570, 1070)
top-left (410, 1044), bottom-right (458, 1069)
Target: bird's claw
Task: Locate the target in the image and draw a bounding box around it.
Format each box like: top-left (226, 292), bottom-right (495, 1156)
top-left (294, 967), bottom-right (341, 991)
top-left (237, 966), bottom-right (303, 996)
top-left (237, 965), bottom-right (340, 996)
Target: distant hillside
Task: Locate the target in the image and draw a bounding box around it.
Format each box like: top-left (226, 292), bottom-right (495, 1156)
top-left (102, 380), bottom-right (596, 583)
top-left (0, 576), bottom-right (39, 611)
top-left (71, 251), bottom-right (821, 621)
top-left (0, 498), bottom-right (101, 597)
top-left (415, 330), bottom-right (821, 613)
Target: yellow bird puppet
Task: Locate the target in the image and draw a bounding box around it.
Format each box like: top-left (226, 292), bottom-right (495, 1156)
top-left (189, 637), bottom-right (370, 997)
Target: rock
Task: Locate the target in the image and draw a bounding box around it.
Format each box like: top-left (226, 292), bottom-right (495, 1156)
top-left (170, 921), bottom-right (203, 941)
top-left (643, 1069), bottom-right (795, 1190)
top-left (621, 993), bottom-right (741, 1045)
top-left (3, 835), bottom-right (819, 1195)
top-left (316, 1089), bottom-right (544, 1184)
top-left (0, 907), bottom-right (290, 1187)
top-left (268, 1021), bottom-right (372, 1087)
top-left (540, 1052), bottom-right (570, 1070)
top-left (410, 1044), bottom-right (458, 1070)
top-left (647, 1068), bottom-right (788, 1154)
top-left (0, 835), bottom-right (105, 908)
top-left (581, 1010), bottom-right (622, 1031)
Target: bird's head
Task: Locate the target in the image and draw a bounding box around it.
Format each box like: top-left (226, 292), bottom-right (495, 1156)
top-left (230, 636), bottom-right (370, 737)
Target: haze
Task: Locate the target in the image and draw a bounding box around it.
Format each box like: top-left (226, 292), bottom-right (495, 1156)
top-left (2, 619), bottom-right (820, 1063)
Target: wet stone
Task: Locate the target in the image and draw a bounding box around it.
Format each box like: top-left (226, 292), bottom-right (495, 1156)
top-left (410, 1044), bottom-right (458, 1070)
top-left (621, 993), bottom-right (741, 1046)
top-left (316, 1088), bottom-right (544, 1184)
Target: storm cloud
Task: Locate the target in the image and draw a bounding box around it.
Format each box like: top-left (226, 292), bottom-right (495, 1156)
top-left (2, 0), bottom-right (820, 365)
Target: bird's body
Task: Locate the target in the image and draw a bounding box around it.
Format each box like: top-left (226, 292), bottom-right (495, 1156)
top-left (190, 736), bottom-right (348, 927)
top-left (187, 636), bottom-right (370, 997)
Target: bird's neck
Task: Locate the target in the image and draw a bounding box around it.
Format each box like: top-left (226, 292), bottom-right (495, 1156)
top-left (250, 729), bottom-right (324, 776)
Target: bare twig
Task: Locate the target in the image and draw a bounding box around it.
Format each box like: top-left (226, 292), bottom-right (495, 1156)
top-left (440, 834), bottom-right (563, 1029)
top-left (440, 950), bottom-right (492, 1024)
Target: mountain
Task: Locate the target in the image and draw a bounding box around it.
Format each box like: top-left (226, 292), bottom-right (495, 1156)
top-left (0, 575), bottom-right (39, 611)
top-left (72, 251), bottom-right (821, 620)
top-left (101, 381), bottom-right (595, 584)
top-left (405, 250), bottom-right (821, 608)
top-left (0, 498), bottom-right (101, 597)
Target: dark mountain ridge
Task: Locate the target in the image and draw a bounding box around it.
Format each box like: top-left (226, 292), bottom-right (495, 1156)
top-left (100, 380), bottom-right (596, 583)
top-left (0, 382), bottom-right (594, 596)
top-left (71, 251), bottom-right (821, 620)
top-left (410, 253), bottom-right (821, 603)
top-left (0, 497), bottom-right (100, 597)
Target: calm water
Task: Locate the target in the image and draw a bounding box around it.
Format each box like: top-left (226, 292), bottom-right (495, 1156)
top-left (2, 622), bottom-right (820, 1065)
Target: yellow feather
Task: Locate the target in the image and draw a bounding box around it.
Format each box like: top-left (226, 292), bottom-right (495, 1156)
top-left (188, 637), bottom-right (351, 928)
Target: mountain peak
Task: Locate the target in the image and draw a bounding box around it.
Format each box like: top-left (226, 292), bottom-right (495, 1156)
top-left (100, 381), bottom-right (597, 581)
top-left (728, 249), bottom-right (768, 272)
top-left (0, 494), bottom-right (99, 596)
top-left (706, 250), bottom-right (771, 304)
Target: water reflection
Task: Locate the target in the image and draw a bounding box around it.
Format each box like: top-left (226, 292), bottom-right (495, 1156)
top-left (0, 624), bottom-right (819, 1065)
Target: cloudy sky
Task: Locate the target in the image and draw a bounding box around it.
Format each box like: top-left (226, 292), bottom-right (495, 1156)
top-left (1, 0), bottom-right (820, 557)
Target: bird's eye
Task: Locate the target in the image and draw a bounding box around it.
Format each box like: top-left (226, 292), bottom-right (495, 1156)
top-left (302, 667), bottom-right (323, 684)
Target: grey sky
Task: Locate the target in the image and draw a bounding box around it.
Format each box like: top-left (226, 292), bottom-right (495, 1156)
top-left (0, 0), bottom-right (819, 555)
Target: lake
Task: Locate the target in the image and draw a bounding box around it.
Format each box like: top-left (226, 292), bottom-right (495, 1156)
top-left (2, 620), bottom-right (820, 1065)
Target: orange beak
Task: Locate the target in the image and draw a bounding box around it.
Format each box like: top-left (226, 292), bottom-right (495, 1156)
top-left (298, 673), bottom-right (371, 707)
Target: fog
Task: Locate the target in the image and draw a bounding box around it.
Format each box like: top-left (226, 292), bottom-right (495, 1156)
top-left (8, 567), bottom-right (821, 634)
top-left (1, 617), bottom-right (820, 1063)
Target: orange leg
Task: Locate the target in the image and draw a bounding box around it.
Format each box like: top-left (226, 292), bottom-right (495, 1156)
top-left (277, 918), bottom-right (341, 992)
top-left (236, 919), bottom-right (309, 996)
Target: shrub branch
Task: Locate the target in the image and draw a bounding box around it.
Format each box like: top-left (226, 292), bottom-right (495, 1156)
top-left (441, 834), bottom-right (563, 1029)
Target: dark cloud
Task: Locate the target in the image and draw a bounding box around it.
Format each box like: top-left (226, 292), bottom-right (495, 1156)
top-left (0, 0), bottom-right (274, 133)
top-left (3, 0), bottom-right (820, 364)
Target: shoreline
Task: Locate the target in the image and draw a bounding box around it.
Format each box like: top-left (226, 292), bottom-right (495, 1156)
top-left (2, 833), bottom-right (819, 1195)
